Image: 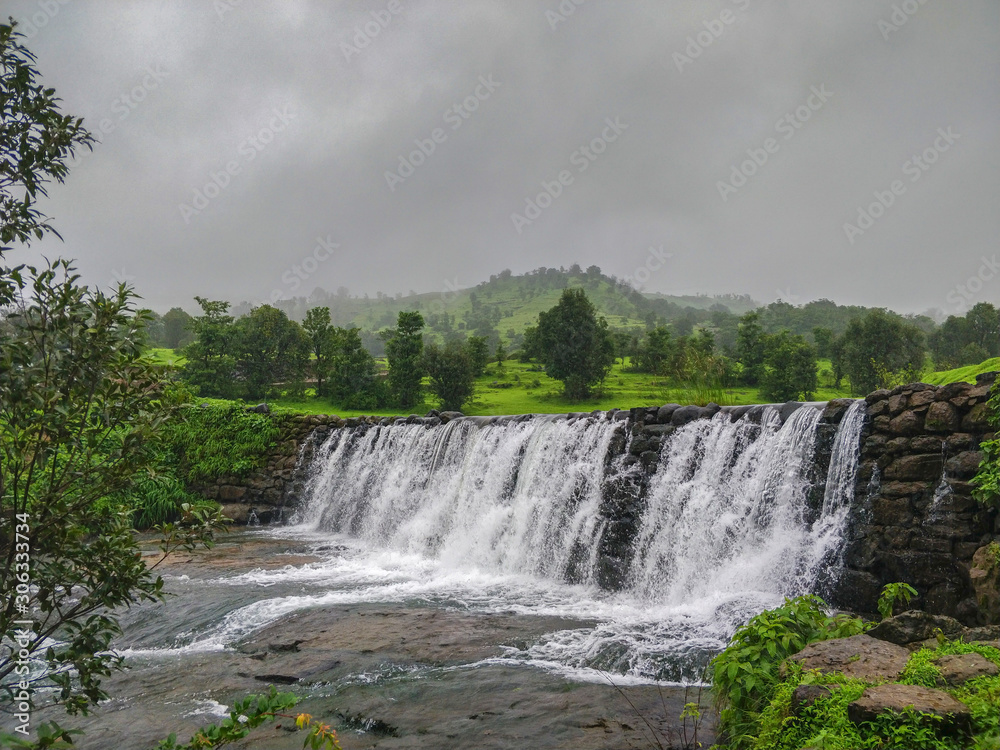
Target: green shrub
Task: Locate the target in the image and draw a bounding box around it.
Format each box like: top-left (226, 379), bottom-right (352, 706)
top-left (877, 582), bottom-right (918, 620)
top-left (165, 404), bottom-right (281, 483)
top-left (972, 385), bottom-right (999, 508)
top-left (711, 594), bottom-right (867, 749)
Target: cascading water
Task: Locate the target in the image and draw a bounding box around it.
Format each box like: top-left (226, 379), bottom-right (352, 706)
top-left (300, 416), bottom-right (618, 583)
top-left (279, 403), bottom-right (868, 682)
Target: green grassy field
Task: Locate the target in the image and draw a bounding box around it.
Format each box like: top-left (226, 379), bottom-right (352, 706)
top-left (145, 348), bottom-right (998, 417)
top-left (922, 357), bottom-right (1000, 385)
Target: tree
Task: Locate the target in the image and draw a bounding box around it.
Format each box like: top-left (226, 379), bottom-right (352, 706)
top-left (840, 309), bottom-right (925, 395)
top-left (302, 306), bottom-right (337, 397)
top-left (634, 326), bottom-right (673, 374)
top-left (737, 311), bottom-right (766, 386)
top-left (181, 298), bottom-right (237, 398)
top-left (966, 302), bottom-right (1000, 356)
top-left (231, 305), bottom-right (309, 401)
top-left (535, 289), bottom-right (614, 400)
top-left (0, 263), bottom-right (226, 725)
top-left (467, 335), bottom-right (489, 376)
top-left (162, 307), bottom-right (194, 349)
top-left (0, 24), bottom-right (224, 744)
top-left (329, 327), bottom-right (382, 409)
top-left (385, 311), bottom-right (425, 409)
top-left (811, 326), bottom-right (834, 359)
top-left (760, 331), bottom-right (818, 402)
top-left (0, 21), bottom-right (93, 255)
top-left (424, 339), bottom-right (475, 411)
top-left (494, 339), bottom-right (507, 371)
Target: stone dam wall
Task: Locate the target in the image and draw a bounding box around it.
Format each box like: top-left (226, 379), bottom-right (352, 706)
top-left (194, 374), bottom-right (998, 623)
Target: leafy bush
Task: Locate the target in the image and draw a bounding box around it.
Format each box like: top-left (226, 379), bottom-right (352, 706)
top-left (711, 594), bottom-right (867, 749)
top-left (972, 384), bottom-right (999, 508)
top-left (164, 404), bottom-right (281, 483)
top-left (717, 604), bottom-right (1000, 750)
top-left (877, 582), bottom-right (918, 620)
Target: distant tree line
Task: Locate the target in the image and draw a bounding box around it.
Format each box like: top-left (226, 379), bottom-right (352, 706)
top-left (150, 273), bottom-right (1000, 406)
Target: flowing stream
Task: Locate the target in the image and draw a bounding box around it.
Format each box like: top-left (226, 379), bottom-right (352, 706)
top-left (91, 402), bottom-right (870, 748)
top-left (115, 404), bottom-right (866, 683)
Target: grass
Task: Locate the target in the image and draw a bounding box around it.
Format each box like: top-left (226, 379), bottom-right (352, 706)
top-left (147, 345), bottom-right (999, 418)
top-left (923, 357), bottom-right (1000, 386)
top-left (178, 358), bottom-right (854, 417)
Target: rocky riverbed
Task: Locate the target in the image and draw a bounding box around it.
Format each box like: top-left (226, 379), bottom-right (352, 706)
top-left (41, 532), bottom-right (716, 749)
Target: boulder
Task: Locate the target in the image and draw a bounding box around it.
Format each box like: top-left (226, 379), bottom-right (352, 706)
top-left (439, 411), bottom-right (465, 422)
top-left (866, 389), bottom-right (891, 405)
top-left (786, 634), bottom-right (910, 682)
top-left (889, 410), bottom-right (923, 436)
top-left (868, 610), bottom-right (965, 646)
top-left (778, 401), bottom-right (803, 424)
top-left (962, 402), bottom-right (993, 432)
top-left (219, 503), bottom-right (250, 524)
top-left (642, 424), bottom-right (675, 437)
top-left (848, 685), bottom-right (971, 734)
top-left (246, 403), bottom-right (270, 415)
top-left (821, 399), bottom-right (857, 424)
top-left (924, 402), bottom-right (960, 433)
top-left (790, 684), bottom-right (834, 714)
top-left (883, 453), bottom-right (944, 481)
top-left (934, 653), bottom-right (999, 685)
top-left (670, 405), bottom-right (702, 426)
top-left (969, 545), bottom-right (1000, 625)
top-left (945, 451), bottom-right (983, 479)
top-left (218, 485), bottom-right (247, 501)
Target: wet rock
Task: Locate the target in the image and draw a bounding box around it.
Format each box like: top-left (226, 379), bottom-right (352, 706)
top-left (790, 684), bottom-right (833, 714)
top-left (925, 402), bottom-right (960, 433)
top-left (822, 399), bottom-right (857, 424)
top-left (218, 485), bottom-right (247, 501)
top-left (962, 402), bottom-right (992, 432)
top-left (786, 634), bottom-right (910, 681)
top-left (934, 653), bottom-right (999, 685)
top-left (969, 545), bottom-right (1000, 624)
top-left (866, 389), bottom-right (891, 405)
top-left (642, 424), bottom-right (674, 437)
top-left (889, 410), bottom-right (923, 436)
top-left (868, 611), bottom-right (965, 646)
top-left (883, 453), bottom-right (943, 481)
top-left (848, 684), bottom-right (971, 734)
top-left (945, 451), bottom-right (983, 479)
top-left (778, 401), bottom-right (803, 423)
top-left (439, 411), bottom-right (465, 422)
top-left (670, 405), bottom-right (702, 426)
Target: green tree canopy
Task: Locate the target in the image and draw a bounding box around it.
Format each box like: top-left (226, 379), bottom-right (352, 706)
top-left (535, 288), bottom-right (614, 400)
top-left (231, 305), bottom-right (309, 401)
top-left (837, 309), bottom-right (925, 394)
top-left (385, 311), bottom-right (425, 409)
top-left (302, 306), bottom-right (337, 397)
top-left (329, 327), bottom-right (383, 410)
top-left (760, 331), bottom-right (818, 402)
top-left (162, 307), bottom-right (194, 349)
top-left (0, 21), bottom-right (94, 255)
top-left (424, 339), bottom-right (476, 411)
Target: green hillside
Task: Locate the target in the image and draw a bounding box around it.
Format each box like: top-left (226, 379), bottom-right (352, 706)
top-left (924, 357), bottom-right (1000, 385)
top-left (248, 266), bottom-right (757, 351)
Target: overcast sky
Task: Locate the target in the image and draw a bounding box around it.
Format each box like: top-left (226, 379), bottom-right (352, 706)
top-left (7, 0), bottom-right (999, 314)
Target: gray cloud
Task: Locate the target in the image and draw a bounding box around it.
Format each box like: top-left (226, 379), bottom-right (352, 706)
top-left (7, 0), bottom-right (999, 314)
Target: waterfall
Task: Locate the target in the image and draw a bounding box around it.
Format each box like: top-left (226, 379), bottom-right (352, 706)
top-left (628, 406), bottom-right (823, 602)
top-left (300, 416), bottom-right (620, 583)
top-left (299, 403), bottom-right (868, 606)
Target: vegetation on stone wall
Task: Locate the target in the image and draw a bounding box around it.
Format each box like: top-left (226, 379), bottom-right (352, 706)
top-left (712, 593), bottom-right (1000, 750)
top-left (971, 383), bottom-right (999, 509)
